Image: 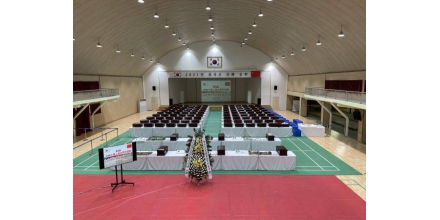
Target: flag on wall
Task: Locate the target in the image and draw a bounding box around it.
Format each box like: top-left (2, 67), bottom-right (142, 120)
top-left (251, 71), bottom-right (261, 78)
top-left (207, 57), bottom-right (222, 68)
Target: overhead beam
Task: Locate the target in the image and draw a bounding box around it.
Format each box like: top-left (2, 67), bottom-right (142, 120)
top-left (73, 104), bottom-right (90, 121)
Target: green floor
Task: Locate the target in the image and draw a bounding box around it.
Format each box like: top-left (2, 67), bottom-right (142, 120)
top-left (203, 111), bottom-right (221, 136)
top-left (74, 111), bottom-right (360, 175)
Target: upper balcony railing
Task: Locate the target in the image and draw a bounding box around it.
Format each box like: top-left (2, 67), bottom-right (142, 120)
top-left (305, 87), bottom-right (366, 104)
top-left (73, 88), bottom-right (119, 102)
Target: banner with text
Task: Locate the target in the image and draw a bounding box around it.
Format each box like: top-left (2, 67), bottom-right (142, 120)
top-left (103, 143), bottom-right (134, 168)
top-left (201, 80), bottom-right (231, 102)
top-left (169, 71), bottom-right (261, 78)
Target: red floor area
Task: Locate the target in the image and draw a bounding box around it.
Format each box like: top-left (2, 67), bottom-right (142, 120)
top-left (74, 175), bottom-right (365, 220)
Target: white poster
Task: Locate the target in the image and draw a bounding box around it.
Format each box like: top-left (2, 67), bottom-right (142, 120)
top-left (103, 143), bottom-right (134, 168)
top-left (201, 80), bottom-right (231, 102)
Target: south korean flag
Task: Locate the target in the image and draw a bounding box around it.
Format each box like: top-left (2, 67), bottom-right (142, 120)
top-left (208, 57), bottom-right (222, 67)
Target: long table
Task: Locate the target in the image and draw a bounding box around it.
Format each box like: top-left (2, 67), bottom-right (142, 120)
top-left (133, 137), bottom-right (190, 151)
top-left (133, 137), bottom-right (282, 151)
top-left (210, 137), bottom-right (282, 151)
top-left (221, 126), bottom-right (293, 137)
top-left (116, 150), bottom-right (296, 171)
top-left (298, 123), bottom-right (325, 137)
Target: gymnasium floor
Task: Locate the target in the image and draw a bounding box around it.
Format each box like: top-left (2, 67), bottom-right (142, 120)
top-left (73, 108), bottom-right (366, 219)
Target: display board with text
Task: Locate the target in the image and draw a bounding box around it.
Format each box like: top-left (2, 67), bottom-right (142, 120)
top-left (98, 143), bottom-right (137, 169)
top-left (201, 80), bottom-right (231, 102)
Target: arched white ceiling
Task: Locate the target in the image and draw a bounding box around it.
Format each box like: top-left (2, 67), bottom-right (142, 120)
top-left (73, 0), bottom-right (365, 77)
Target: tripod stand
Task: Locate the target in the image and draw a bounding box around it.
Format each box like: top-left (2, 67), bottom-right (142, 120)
top-left (111, 164), bottom-right (134, 193)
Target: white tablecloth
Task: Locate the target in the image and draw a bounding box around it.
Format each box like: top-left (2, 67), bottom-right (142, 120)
top-left (298, 124), bottom-right (325, 137)
top-left (117, 150), bottom-right (296, 171)
top-left (210, 138), bottom-right (281, 151)
top-left (221, 127), bottom-right (292, 137)
top-left (114, 151), bottom-right (186, 170)
top-left (211, 150), bottom-right (296, 170)
top-left (134, 138), bottom-right (189, 151)
top-left (258, 151), bottom-right (296, 170)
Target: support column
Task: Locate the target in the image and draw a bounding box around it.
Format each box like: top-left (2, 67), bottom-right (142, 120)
top-left (330, 103), bottom-right (349, 136)
top-left (362, 110), bottom-right (366, 143)
top-left (357, 110), bottom-right (366, 144)
top-left (317, 101), bottom-right (332, 136)
top-left (299, 97), bottom-right (307, 117)
top-left (320, 102), bottom-right (332, 127)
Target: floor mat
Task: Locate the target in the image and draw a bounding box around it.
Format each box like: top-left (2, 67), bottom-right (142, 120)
top-left (74, 175), bottom-right (366, 220)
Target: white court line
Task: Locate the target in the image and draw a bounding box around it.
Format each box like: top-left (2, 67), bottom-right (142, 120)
top-left (73, 155), bottom-right (96, 168)
top-left (287, 138), bottom-right (324, 170)
top-left (85, 160), bottom-right (99, 170)
top-left (296, 166), bottom-right (337, 167)
top-left (109, 138), bottom-right (133, 146)
top-left (73, 166), bottom-right (99, 168)
top-left (297, 138), bottom-right (340, 171)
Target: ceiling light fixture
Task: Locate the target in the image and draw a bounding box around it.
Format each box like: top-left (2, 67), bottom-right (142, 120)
top-left (172, 28), bottom-right (176, 36)
top-left (157, 60), bottom-right (160, 64)
top-left (206, 0), bottom-right (211, 10)
top-left (290, 50), bottom-right (294, 56)
top-left (248, 30), bottom-right (252, 35)
top-left (153, 9), bottom-right (159, 18)
top-left (142, 55), bottom-right (145, 60)
top-left (183, 41), bottom-right (186, 45)
top-left (267, 0), bottom-right (273, 2)
top-left (242, 41), bottom-right (245, 45)
top-left (282, 54), bottom-right (285, 58)
top-left (316, 36), bottom-right (322, 45)
top-left (165, 19), bottom-right (169, 28)
top-left (212, 37), bottom-right (216, 41)
top-left (252, 19), bottom-right (257, 27)
top-left (187, 45), bottom-right (189, 49)
top-left (244, 36), bottom-right (248, 40)
top-left (116, 45), bottom-right (121, 53)
top-left (211, 32), bottom-right (215, 37)
top-left (208, 14), bottom-right (213, 21)
top-left (338, 25), bottom-right (345, 37)
top-left (131, 50), bottom-right (135, 57)
top-left (178, 37), bottom-right (181, 41)
top-left (73, 37), bottom-right (75, 41)
top-left (150, 57), bottom-right (153, 62)
top-left (138, 0), bottom-right (144, 3)
top-left (259, 7), bottom-right (263, 17)
top-left (96, 38), bottom-right (102, 47)
top-left (210, 23), bottom-right (214, 30)
top-left (302, 44), bottom-right (306, 51)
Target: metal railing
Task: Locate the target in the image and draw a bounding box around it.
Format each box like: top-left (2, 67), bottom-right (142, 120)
top-left (73, 88), bottom-right (119, 102)
top-left (73, 127), bottom-right (119, 155)
top-left (305, 87), bottom-right (366, 104)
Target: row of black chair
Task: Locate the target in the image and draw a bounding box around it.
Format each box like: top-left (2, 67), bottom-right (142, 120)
top-left (222, 122), bottom-right (290, 128)
top-left (224, 119), bottom-right (284, 124)
top-left (140, 119), bottom-right (200, 124)
top-left (147, 116), bottom-right (203, 121)
top-left (133, 122), bottom-right (199, 128)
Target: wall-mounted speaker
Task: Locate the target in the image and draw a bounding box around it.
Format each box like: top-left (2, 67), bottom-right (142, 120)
top-left (152, 86), bottom-right (156, 91)
top-left (274, 85), bottom-right (277, 90)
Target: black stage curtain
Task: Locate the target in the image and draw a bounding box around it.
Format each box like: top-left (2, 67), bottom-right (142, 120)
top-left (74, 81), bottom-right (101, 136)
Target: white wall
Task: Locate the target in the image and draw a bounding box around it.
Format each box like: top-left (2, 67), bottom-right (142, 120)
top-left (142, 41), bottom-right (289, 110)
